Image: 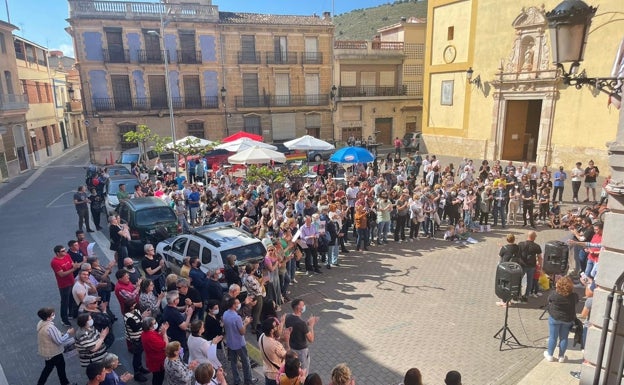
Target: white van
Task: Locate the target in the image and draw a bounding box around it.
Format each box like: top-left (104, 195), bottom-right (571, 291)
top-left (156, 222), bottom-right (266, 284)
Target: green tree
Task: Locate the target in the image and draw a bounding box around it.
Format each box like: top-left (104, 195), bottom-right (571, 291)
top-left (246, 164), bottom-right (305, 217)
top-left (122, 124), bottom-right (171, 164)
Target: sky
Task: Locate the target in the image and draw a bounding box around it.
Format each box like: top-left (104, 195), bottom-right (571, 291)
top-left (2, 0), bottom-right (393, 58)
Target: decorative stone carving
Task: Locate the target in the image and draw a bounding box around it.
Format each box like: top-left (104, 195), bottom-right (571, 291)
top-left (503, 6), bottom-right (553, 75)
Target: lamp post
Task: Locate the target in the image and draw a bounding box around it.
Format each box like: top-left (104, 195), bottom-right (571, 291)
top-left (221, 86), bottom-right (229, 137)
top-left (546, 1), bottom-right (624, 384)
top-left (148, 25), bottom-right (179, 176)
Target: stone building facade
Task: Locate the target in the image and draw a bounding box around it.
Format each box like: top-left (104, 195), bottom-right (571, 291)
top-left (66, 0), bottom-right (334, 164)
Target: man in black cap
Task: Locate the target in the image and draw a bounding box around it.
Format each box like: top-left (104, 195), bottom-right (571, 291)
top-left (445, 370), bottom-right (462, 385)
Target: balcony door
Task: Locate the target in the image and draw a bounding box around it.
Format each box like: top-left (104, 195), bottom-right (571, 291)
top-left (143, 31), bottom-right (162, 63)
top-left (305, 74), bottom-right (319, 106)
top-left (183, 75), bottom-right (201, 109)
top-left (105, 28), bottom-right (125, 63)
top-left (111, 75), bottom-right (132, 110)
top-left (148, 75), bottom-right (167, 109)
top-left (242, 73), bottom-right (259, 107)
top-left (274, 73), bottom-right (290, 106)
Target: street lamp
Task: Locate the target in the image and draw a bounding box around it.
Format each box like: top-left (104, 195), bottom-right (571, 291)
top-left (221, 86), bottom-right (229, 137)
top-left (147, 28), bottom-right (179, 176)
top-left (466, 67), bottom-right (481, 88)
top-left (546, 0), bottom-right (623, 97)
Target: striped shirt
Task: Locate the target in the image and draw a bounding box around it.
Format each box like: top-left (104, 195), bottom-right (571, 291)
top-left (75, 328), bottom-right (107, 367)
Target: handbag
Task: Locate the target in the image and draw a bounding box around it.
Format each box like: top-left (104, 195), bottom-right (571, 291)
top-left (63, 340), bottom-right (78, 359)
top-left (294, 248), bottom-right (303, 261)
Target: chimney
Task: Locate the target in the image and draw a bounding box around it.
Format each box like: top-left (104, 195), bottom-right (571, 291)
top-left (323, 11), bottom-right (331, 20)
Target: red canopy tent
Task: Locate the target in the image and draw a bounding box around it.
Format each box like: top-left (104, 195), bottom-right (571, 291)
top-left (222, 131), bottom-right (263, 143)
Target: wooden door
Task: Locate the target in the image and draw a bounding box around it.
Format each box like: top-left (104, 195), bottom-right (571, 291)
top-left (375, 118), bottom-right (392, 145)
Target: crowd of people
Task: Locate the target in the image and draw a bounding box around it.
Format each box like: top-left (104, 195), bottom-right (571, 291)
top-left (42, 147), bottom-right (610, 384)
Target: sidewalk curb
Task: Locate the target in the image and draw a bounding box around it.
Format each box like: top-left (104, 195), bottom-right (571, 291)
top-left (0, 143), bottom-right (87, 208)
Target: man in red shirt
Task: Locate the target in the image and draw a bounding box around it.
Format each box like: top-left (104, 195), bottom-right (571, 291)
top-left (50, 245), bottom-right (81, 326)
top-left (114, 270), bottom-right (142, 314)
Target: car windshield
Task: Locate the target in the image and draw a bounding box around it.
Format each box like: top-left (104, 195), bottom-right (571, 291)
top-left (108, 179), bottom-right (137, 195)
top-left (220, 243), bottom-right (265, 265)
top-left (120, 154), bottom-right (140, 164)
top-left (135, 207), bottom-right (177, 226)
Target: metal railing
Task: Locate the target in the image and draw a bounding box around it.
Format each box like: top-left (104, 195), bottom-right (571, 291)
top-left (0, 94), bottom-right (28, 111)
top-left (137, 49), bottom-right (167, 64)
top-left (92, 96), bottom-right (219, 111)
top-left (238, 51), bottom-right (261, 65)
top-left (265, 52), bottom-right (298, 65)
top-left (271, 94), bottom-right (329, 107)
top-left (301, 52), bottom-right (323, 64)
top-left (235, 95), bottom-right (269, 108)
top-left (338, 85), bottom-right (407, 97)
top-left (176, 50), bottom-right (202, 64)
top-left (103, 48), bottom-right (131, 63)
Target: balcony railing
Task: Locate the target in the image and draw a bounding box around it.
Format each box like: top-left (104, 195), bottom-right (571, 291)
top-left (372, 41), bottom-right (404, 50)
top-left (301, 52), bottom-right (323, 64)
top-left (271, 94), bottom-right (329, 107)
top-left (176, 50), bottom-right (202, 64)
top-left (0, 93), bottom-right (29, 111)
top-left (137, 49), bottom-right (167, 64)
top-left (338, 85), bottom-right (407, 97)
top-left (265, 52), bottom-right (298, 65)
top-left (235, 95), bottom-right (269, 108)
top-left (238, 51), bottom-right (261, 65)
top-left (68, 1), bottom-right (219, 23)
top-left (334, 40), bottom-right (368, 49)
top-left (103, 48), bottom-right (130, 63)
top-left (334, 40), bottom-right (405, 51)
top-left (93, 96), bottom-right (218, 111)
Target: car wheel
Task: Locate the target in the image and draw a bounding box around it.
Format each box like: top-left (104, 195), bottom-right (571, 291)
top-left (314, 154), bottom-right (322, 162)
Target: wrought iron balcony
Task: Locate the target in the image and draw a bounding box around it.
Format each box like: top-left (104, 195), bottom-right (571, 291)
top-left (301, 52), bottom-right (323, 64)
top-left (265, 52), bottom-right (298, 65)
top-left (271, 94), bottom-right (329, 107)
top-left (238, 51), bottom-right (261, 65)
top-left (176, 50), bottom-right (202, 64)
top-left (103, 48), bottom-right (131, 63)
top-left (338, 85), bottom-right (407, 98)
top-left (92, 96), bottom-right (218, 112)
top-left (235, 95), bottom-right (269, 108)
top-left (137, 49), bottom-right (168, 64)
top-left (0, 93), bottom-right (28, 111)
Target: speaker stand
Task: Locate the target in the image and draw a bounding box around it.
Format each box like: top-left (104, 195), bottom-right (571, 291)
top-left (494, 299), bottom-right (522, 351)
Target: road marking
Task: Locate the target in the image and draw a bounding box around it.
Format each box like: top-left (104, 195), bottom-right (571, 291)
top-left (46, 191), bottom-right (76, 208)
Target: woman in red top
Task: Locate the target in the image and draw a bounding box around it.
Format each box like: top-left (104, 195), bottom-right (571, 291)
top-left (141, 317), bottom-right (169, 385)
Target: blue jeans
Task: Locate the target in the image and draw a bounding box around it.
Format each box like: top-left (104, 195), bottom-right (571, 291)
top-left (523, 267), bottom-right (536, 298)
top-left (356, 228), bottom-right (369, 250)
top-left (228, 345), bottom-right (253, 385)
top-left (585, 259), bottom-right (597, 278)
top-left (548, 316), bottom-right (573, 356)
top-left (287, 259), bottom-right (296, 281)
top-left (328, 244), bottom-right (339, 265)
top-left (492, 205), bottom-right (506, 226)
top-left (377, 221), bottom-right (390, 243)
top-left (574, 246), bottom-right (587, 274)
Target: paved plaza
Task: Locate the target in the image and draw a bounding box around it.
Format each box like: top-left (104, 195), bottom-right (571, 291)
top-left (0, 145), bottom-right (593, 384)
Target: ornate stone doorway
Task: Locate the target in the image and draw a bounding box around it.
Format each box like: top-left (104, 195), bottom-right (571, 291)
top-left (490, 6), bottom-right (559, 166)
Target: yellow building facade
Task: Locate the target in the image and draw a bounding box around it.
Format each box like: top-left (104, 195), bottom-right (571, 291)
top-left (423, 0), bottom-right (620, 171)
